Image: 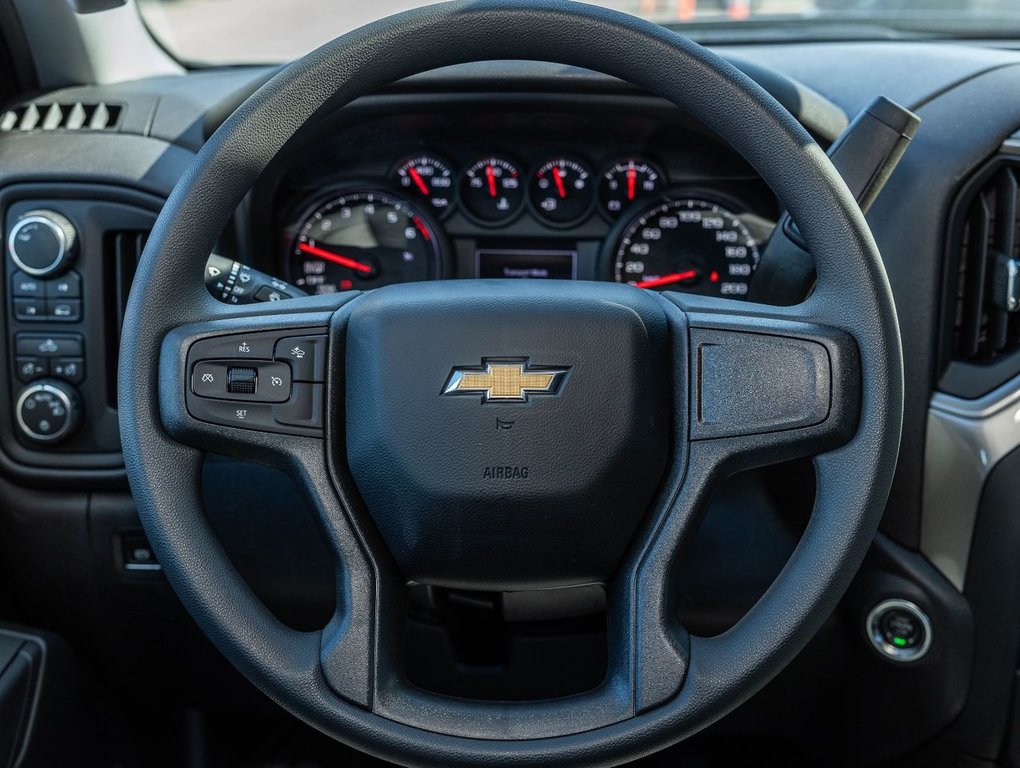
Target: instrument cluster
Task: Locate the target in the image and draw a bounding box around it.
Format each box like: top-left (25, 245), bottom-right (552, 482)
top-left (280, 149), bottom-right (774, 299)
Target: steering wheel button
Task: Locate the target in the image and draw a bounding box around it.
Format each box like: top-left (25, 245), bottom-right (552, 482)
top-left (274, 335), bottom-right (326, 382)
top-left (226, 366), bottom-right (258, 394)
top-left (190, 332), bottom-right (277, 361)
top-left (187, 398), bottom-right (277, 431)
top-left (274, 382), bottom-right (324, 429)
top-left (192, 362), bottom-right (227, 397)
top-left (191, 360), bottom-right (292, 403)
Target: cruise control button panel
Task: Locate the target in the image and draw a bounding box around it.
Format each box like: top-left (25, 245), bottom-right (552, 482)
top-left (191, 360), bottom-right (292, 403)
top-left (186, 329), bottom-right (327, 436)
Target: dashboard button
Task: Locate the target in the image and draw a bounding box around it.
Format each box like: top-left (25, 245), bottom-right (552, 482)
top-left (11, 272), bottom-right (44, 298)
top-left (48, 299), bottom-right (81, 321)
top-left (13, 298), bottom-right (46, 320)
top-left (16, 333), bottom-right (83, 357)
top-left (15, 379), bottom-right (82, 443)
top-left (7, 211), bottom-right (77, 277)
top-left (274, 334), bottom-right (327, 382)
top-left (46, 271), bottom-right (81, 299)
top-left (866, 599), bottom-right (932, 662)
top-left (121, 532), bottom-right (161, 573)
top-left (51, 357), bottom-right (84, 384)
top-left (16, 357), bottom-right (48, 382)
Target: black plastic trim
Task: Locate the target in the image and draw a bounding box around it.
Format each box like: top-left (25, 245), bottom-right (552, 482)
top-left (946, 445), bottom-right (1020, 759)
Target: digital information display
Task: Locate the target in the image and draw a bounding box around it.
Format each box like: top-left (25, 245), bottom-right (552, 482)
top-left (476, 247), bottom-right (577, 280)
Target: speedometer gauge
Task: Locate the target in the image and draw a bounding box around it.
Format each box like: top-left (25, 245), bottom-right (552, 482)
top-left (287, 190), bottom-right (442, 294)
top-left (611, 198), bottom-right (759, 297)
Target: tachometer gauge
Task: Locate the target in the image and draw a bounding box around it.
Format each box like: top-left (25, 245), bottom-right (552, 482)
top-left (599, 159), bottom-right (663, 218)
top-left (394, 155), bottom-right (455, 217)
top-left (611, 197), bottom-right (759, 297)
top-left (460, 157), bottom-right (524, 224)
top-left (529, 157), bottom-right (594, 225)
top-left (287, 190), bottom-right (441, 294)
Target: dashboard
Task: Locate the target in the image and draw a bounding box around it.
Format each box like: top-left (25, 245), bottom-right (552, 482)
top-left (251, 102), bottom-right (778, 299)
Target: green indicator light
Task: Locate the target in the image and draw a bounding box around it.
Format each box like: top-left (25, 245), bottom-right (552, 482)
top-left (892, 637), bottom-right (907, 647)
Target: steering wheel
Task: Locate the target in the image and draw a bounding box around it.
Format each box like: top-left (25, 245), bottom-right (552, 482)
top-left (118, 1), bottom-right (903, 765)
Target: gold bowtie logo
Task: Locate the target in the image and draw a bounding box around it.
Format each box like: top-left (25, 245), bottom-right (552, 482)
top-left (443, 359), bottom-right (569, 403)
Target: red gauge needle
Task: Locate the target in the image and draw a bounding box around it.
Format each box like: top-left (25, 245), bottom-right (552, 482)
top-left (633, 270), bottom-right (699, 289)
top-left (626, 166), bottom-right (637, 201)
top-left (485, 164), bottom-right (497, 198)
top-left (407, 166), bottom-right (430, 196)
top-left (298, 242), bottom-right (374, 274)
top-left (552, 167), bottom-right (567, 199)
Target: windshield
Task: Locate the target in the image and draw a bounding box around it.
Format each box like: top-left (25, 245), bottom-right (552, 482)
top-left (138, 0), bottom-right (1020, 66)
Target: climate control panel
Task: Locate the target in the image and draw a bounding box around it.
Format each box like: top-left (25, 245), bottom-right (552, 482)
top-left (3, 190), bottom-right (161, 462)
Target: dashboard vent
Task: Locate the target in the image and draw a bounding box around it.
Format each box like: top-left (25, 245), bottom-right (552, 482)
top-left (104, 230), bottom-right (148, 406)
top-left (951, 162), bottom-right (1020, 362)
top-left (0, 101), bottom-right (122, 132)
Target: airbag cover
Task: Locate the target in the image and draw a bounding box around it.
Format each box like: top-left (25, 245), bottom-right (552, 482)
top-left (344, 280), bottom-right (671, 590)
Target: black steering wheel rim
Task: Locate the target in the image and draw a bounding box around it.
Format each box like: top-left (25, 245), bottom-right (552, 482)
top-left (118, 1), bottom-right (903, 765)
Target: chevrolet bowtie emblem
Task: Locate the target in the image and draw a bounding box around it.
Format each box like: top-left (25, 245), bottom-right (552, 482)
top-left (442, 358), bottom-right (570, 403)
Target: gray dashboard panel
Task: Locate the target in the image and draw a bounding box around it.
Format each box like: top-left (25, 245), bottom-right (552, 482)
top-left (0, 132), bottom-right (193, 199)
top-left (723, 41), bottom-right (1020, 115)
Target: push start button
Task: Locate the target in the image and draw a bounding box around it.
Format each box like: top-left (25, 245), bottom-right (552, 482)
top-left (866, 599), bottom-right (932, 662)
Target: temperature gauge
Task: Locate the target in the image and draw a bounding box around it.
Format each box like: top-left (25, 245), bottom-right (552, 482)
top-left (599, 159), bottom-right (663, 218)
top-left (460, 157), bottom-right (524, 225)
top-left (394, 155), bottom-right (455, 217)
top-left (529, 158), bottom-right (594, 225)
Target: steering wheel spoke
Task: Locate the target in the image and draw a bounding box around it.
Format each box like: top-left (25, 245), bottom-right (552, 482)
top-left (669, 292), bottom-right (861, 472)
